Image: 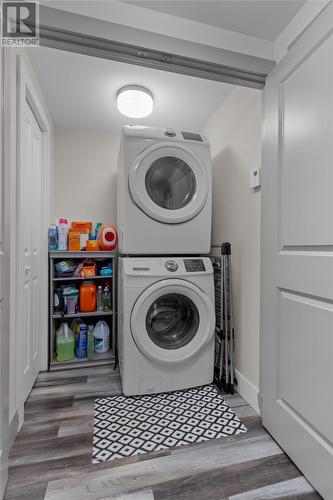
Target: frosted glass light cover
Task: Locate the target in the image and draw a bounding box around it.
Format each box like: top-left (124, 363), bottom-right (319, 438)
top-left (117, 86), bottom-right (153, 118)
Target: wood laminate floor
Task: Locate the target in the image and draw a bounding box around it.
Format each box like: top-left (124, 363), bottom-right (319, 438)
top-left (4, 365), bottom-right (321, 500)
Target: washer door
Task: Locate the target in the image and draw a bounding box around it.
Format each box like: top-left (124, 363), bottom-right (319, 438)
top-left (131, 279), bottom-right (215, 364)
top-left (129, 143), bottom-right (208, 224)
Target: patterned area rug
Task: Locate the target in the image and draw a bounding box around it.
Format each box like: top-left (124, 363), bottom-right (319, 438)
top-left (93, 385), bottom-right (247, 463)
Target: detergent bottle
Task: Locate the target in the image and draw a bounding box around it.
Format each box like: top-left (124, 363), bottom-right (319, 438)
top-left (94, 321), bottom-right (110, 353)
top-left (58, 218), bottom-right (70, 251)
top-left (56, 323), bottom-right (75, 362)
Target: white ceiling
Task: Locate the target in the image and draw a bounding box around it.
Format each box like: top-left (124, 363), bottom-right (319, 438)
top-left (122, 0), bottom-right (306, 41)
top-left (27, 47), bottom-right (234, 133)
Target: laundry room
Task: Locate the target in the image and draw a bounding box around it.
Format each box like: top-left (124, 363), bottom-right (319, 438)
top-left (2, 1), bottom-right (332, 498)
top-left (5, 28), bottom-right (265, 497)
top-left (6, 43), bottom-right (261, 403)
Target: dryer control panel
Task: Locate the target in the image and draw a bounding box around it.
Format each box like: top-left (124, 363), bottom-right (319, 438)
top-left (184, 259), bottom-right (206, 272)
top-left (181, 131), bottom-right (203, 142)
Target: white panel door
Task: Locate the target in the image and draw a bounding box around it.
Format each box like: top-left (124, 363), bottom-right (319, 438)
top-left (261, 3), bottom-right (333, 499)
top-left (18, 101), bottom-right (43, 402)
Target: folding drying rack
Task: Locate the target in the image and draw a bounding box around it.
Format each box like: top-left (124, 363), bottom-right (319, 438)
top-left (211, 242), bottom-right (236, 394)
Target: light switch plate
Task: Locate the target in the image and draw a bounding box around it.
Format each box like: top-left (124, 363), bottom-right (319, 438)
top-left (249, 167), bottom-right (261, 189)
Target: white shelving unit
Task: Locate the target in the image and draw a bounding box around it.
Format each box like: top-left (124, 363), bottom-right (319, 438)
top-left (49, 251), bottom-right (117, 371)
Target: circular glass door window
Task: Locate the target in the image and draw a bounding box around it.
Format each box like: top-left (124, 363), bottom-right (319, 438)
top-left (146, 293), bottom-right (199, 349)
top-left (145, 157), bottom-right (196, 210)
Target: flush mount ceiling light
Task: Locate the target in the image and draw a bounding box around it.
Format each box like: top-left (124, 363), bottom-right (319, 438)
top-left (116, 85), bottom-right (153, 118)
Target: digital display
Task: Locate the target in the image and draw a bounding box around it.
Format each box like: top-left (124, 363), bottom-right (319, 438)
top-left (184, 259), bottom-right (206, 272)
top-left (181, 132), bottom-right (203, 142)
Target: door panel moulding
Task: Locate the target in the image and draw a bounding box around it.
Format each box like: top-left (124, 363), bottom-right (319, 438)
top-left (37, 6), bottom-right (275, 90)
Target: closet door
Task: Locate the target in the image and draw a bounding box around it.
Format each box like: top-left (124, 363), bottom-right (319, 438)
top-left (17, 100), bottom-right (43, 405)
top-left (261, 3), bottom-right (333, 499)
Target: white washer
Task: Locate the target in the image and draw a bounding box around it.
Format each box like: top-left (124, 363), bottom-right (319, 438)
top-left (118, 256), bottom-right (215, 395)
top-left (117, 126), bottom-right (212, 255)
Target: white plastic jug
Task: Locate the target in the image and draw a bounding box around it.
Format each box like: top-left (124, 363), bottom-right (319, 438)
top-left (93, 320), bottom-right (110, 353)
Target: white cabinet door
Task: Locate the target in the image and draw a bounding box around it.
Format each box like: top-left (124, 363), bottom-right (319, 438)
top-left (17, 101), bottom-right (43, 404)
top-left (261, 3), bottom-right (333, 499)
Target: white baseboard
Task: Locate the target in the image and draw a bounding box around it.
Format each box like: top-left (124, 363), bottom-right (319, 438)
top-left (235, 369), bottom-right (260, 414)
top-left (0, 411), bottom-right (19, 498)
top-left (8, 411), bottom-right (19, 448)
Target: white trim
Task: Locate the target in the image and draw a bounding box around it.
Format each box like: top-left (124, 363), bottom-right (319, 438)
top-left (0, 43), bottom-right (8, 500)
top-left (235, 369), bottom-right (260, 415)
top-left (38, 5), bottom-right (275, 81)
top-left (273, 0), bottom-right (329, 61)
top-left (16, 56), bottom-right (51, 419)
top-left (41, 0), bottom-right (274, 60)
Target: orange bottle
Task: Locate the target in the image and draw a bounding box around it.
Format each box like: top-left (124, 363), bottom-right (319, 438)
top-left (80, 281), bottom-right (96, 312)
top-left (98, 225), bottom-right (117, 251)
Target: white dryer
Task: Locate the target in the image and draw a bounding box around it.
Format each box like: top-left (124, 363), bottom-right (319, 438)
top-left (118, 256), bottom-right (215, 395)
top-left (117, 126), bottom-right (212, 255)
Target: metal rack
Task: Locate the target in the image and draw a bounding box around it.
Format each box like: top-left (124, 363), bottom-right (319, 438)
top-left (49, 251), bottom-right (117, 371)
top-left (211, 242), bottom-right (236, 393)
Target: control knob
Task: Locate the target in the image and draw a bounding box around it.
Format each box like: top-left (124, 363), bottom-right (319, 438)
top-left (164, 128), bottom-right (176, 137)
top-left (165, 260), bottom-right (178, 272)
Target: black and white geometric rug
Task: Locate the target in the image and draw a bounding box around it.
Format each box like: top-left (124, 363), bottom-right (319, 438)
top-left (92, 385), bottom-right (247, 463)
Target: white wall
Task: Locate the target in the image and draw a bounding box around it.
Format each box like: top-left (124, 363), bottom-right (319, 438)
top-left (54, 128), bottom-right (120, 225)
top-left (202, 86), bottom-right (262, 411)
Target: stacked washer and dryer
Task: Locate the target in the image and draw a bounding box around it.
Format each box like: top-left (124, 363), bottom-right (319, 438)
top-left (117, 126), bottom-right (215, 395)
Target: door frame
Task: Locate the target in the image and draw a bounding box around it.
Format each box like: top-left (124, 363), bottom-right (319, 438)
top-left (0, 13), bottom-right (269, 495)
top-left (16, 55), bottom-right (51, 423)
top-left (33, 6), bottom-right (275, 90)
top-left (0, 45), bottom-right (10, 500)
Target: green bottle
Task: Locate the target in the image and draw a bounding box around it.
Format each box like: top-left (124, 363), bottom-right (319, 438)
top-left (102, 285), bottom-right (111, 312)
top-left (56, 323), bottom-right (74, 362)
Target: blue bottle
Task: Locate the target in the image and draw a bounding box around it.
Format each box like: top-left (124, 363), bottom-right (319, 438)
top-left (48, 225), bottom-right (58, 251)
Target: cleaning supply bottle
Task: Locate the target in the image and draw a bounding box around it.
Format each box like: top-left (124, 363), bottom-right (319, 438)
top-left (94, 222), bottom-right (102, 241)
top-left (94, 320), bottom-right (110, 353)
top-left (58, 218), bottom-right (70, 251)
top-left (48, 225), bottom-right (58, 250)
top-left (97, 285), bottom-right (103, 311)
top-left (87, 325), bottom-right (94, 360)
top-left (102, 285), bottom-right (111, 312)
top-left (79, 281), bottom-right (97, 312)
top-left (56, 323), bottom-right (74, 362)
top-left (54, 288), bottom-right (64, 314)
top-left (71, 319), bottom-right (88, 359)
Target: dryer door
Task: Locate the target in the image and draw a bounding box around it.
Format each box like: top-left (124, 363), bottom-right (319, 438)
top-left (131, 279), bottom-right (215, 364)
top-left (129, 143), bottom-right (209, 224)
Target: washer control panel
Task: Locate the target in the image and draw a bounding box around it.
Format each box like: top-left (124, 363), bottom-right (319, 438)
top-left (165, 260), bottom-right (178, 272)
top-left (184, 259), bottom-right (206, 272)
